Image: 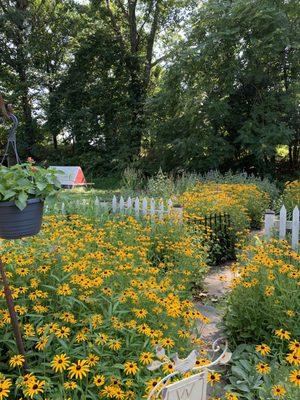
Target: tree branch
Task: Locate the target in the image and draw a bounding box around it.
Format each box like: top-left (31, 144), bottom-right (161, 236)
top-left (105, 0), bottom-right (126, 49)
top-left (144, 0), bottom-right (160, 86)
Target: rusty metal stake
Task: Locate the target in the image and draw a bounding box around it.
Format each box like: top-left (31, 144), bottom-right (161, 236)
top-left (0, 257), bottom-right (28, 371)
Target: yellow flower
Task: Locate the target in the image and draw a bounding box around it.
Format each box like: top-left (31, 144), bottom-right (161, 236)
top-left (51, 354), bottom-right (70, 373)
top-left (255, 362), bottom-right (270, 375)
top-left (63, 381), bottom-right (77, 390)
top-left (139, 352), bottom-right (153, 365)
top-left (289, 370), bottom-right (300, 387)
top-left (86, 354), bottom-right (100, 367)
top-left (123, 361), bottom-right (139, 375)
top-left (286, 352), bottom-right (300, 366)
top-left (225, 392), bottom-right (239, 400)
top-left (23, 379), bottom-right (45, 399)
top-left (207, 372), bottom-right (221, 386)
top-left (54, 326), bottom-right (70, 339)
top-left (275, 329), bottom-right (290, 340)
top-left (93, 374), bottom-right (105, 387)
top-left (271, 385), bottom-right (286, 397)
top-left (133, 309), bottom-right (148, 319)
top-left (68, 360), bottom-right (90, 380)
top-left (9, 354), bottom-right (25, 368)
top-left (145, 377), bottom-right (161, 393)
top-left (0, 378), bottom-right (12, 400)
top-left (161, 338), bottom-right (175, 348)
top-left (35, 336), bottom-right (49, 351)
top-left (255, 344), bottom-right (271, 356)
top-left (289, 340), bottom-right (300, 355)
top-left (108, 339), bottom-right (122, 351)
top-left (162, 363), bottom-right (175, 374)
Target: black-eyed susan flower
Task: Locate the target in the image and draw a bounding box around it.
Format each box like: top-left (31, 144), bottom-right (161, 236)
top-left (93, 374), bottom-right (105, 387)
top-left (63, 381), bottom-right (77, 390)
top-left (86, 354), bottom-right (100, 367)
top-left (68, 360), bottom-right (90, 380)
top-left (225, 392), bottom-right (239, 400)
top-left (146, 377), bottom-right (161, 393)
top-left (23, 379), bottom-right (45, 399)
top-left (275, 329), bottom-right (290, 340)
top-left (271, 384), bottom-right (286, 397)
top-left (289, 370), bottom-right (300, 387)
top-left (207, 371), bottom-right (221, 386)
top-left (255, 344), bottom-right (271, 356)
top-left (289, 340), bottom-right (300, 355)
top-left (162, 363), bottom-right (174, 374)
top-left (51, 354), bottom-right (70, 373)
top-left (0, 377), bottom-right (12, 399)
top-left (161, 338), bottom-right (175, 348)
top-left (139, 352), bottom-right (153, 365)
top-left (108, 339), bottom-right (122, 351)
top-left (255, 362), bottom-right (270, 375)
top-left (123, 361), bottom-right (139, 375)
top-left (286, 352), bottom-right (300, 366)
top-left (9, 355), bottom-right (25, 368)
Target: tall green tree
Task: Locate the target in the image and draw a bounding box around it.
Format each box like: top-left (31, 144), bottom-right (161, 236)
top-left (0, 0), bottom-right (79, 156)
top-left (146, 0), bottom-right (300, 176)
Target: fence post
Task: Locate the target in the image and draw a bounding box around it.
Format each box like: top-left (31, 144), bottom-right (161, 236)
top-left (119, 196), bottom-right (125, 214)
top-left (150, 198), bottom-right (155, 222)
top-left (127, 197), bottom-right (132, 214)
top-left (142, 198), bottom-right (148, 216)
top-left (134, 197), bottom-right (140, 218)
top-left (291, 206), bottom-right (299, 251)
top-left (112, 195), bottom-right (117, 213)
top-left (264, 210), bottom-right (275, 239)
top-left (167, 199), bottom-right (173, 214)
top-left (279, 205), bottom-right (287, 239)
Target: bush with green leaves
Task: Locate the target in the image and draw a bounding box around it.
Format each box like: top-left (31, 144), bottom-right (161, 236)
top-left (225, 344), bottom-right (299, 400)
top-left (0, 163), bottom-right (61, 210)
top-left (224, 239), bottom-right (300, 347)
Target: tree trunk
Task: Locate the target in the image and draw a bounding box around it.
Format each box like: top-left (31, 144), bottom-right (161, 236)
top-left (15, 0), bottom-right (35, 155)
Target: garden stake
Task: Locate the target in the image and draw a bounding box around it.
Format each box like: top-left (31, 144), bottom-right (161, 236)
top-left (0, 257), bottom-right (28, 371)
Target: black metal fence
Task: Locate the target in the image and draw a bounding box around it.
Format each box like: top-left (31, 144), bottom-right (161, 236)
top-left (190, 213), bottom-right (236, 265)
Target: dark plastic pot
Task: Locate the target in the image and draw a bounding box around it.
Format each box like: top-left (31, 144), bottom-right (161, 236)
top-left (0, 198), bottom-right (44, 239)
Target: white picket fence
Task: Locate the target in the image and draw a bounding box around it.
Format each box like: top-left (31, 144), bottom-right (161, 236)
top-left (111, 195), bottom-right (183, 221)
top-left (264, 206), bottom-right (299, 251)
top-left (53, 195), bottom-right (183, 222)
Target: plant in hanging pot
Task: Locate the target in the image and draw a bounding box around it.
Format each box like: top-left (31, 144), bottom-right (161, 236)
top-left (0, 161), bottom-right (61, 239)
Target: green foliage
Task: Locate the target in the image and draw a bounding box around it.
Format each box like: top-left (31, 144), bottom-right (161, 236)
top-left (0, 163), bottom-right (61, 210)
top-left (281, 181), bottom-right (300, 211)
top-left (121, 167), bottom-right (144, 192)
top-left (146, 169), bottom-right (175, 198)
top-left (145, 0), bottom-right (300, 178)
top-left (224, 239), bottom-right (300, 347)
top-left (225, 344), bottom-right (299, 400)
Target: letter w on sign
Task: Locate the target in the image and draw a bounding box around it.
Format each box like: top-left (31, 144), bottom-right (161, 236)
top-left (162, 370), bottom-right (207, 400)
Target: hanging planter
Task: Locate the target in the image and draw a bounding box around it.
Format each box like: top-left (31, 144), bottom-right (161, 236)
top-left (0, 161), bottom-right (61, 240)
top-left (0, 198), bottom-right (44, 239)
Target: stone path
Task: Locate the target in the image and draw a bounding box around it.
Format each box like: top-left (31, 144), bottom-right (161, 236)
top-left (196, 263), bottom-right (235, 342)
top-left (196, 229), bottom-right (264, 342)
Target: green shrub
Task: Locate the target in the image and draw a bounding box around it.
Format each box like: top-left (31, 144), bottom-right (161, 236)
top-left (224, 239), bottom-right (300, 347)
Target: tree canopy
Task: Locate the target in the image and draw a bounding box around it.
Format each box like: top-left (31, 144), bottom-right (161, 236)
top-left (0, 0), bottom-right (299, 179)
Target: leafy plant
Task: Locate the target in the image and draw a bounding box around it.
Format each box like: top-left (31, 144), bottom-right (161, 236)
top-left (0, 162), bottom-right (61, 210)
top-left (224, 238), bottom-right (300, 347)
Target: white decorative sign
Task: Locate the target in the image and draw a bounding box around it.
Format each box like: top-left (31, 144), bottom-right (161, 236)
top-left (162, 370), bottom-right (207, 400)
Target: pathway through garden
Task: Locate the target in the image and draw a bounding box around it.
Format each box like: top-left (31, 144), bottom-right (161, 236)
top-left (195, 262), bottom-right (235, 342)
top-left (196, 229), bottom-right (264, 341)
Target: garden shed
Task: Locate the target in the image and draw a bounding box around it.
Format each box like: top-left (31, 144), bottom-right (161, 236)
top-left (49, 166), bottom-right (87, 189)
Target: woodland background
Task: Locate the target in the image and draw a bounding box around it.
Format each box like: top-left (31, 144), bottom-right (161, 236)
top-left (0, 0), bottom-right (299, 181)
